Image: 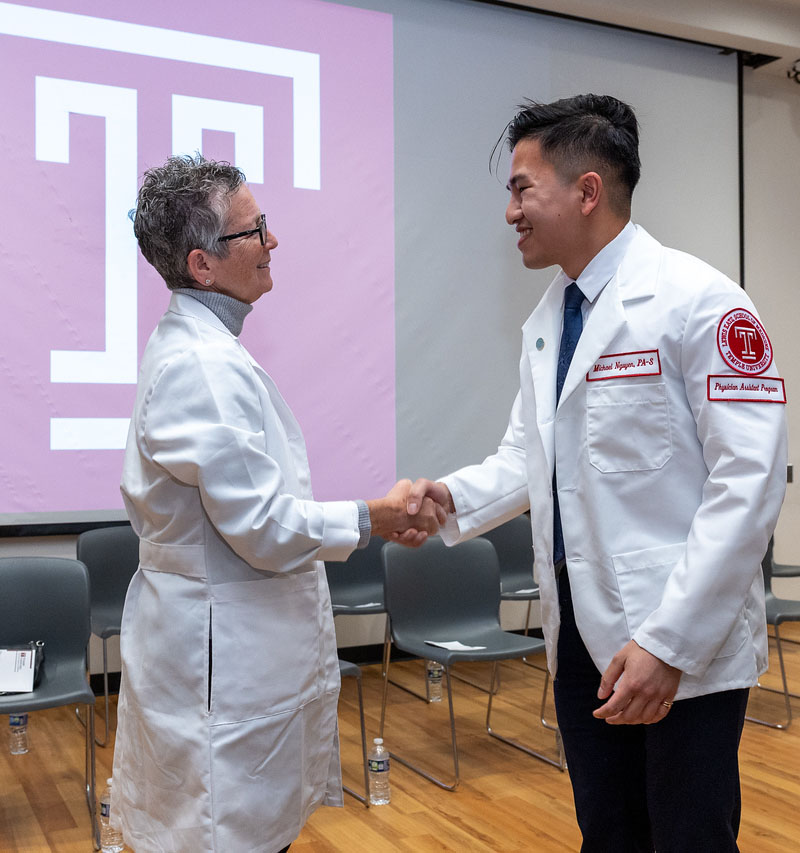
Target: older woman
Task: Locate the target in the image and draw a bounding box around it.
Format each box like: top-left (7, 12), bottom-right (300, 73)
top-left (113, 154), bottom-right (439, 853)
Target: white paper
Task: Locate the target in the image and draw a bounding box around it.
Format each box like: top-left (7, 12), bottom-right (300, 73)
top-left (0, 648), bottom-right (36, 693)
top-left (424, 640), bottom-right (487, 651)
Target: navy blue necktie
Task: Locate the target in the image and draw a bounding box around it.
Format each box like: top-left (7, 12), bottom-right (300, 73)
top-left (553, 282), bottom-right (585, 564)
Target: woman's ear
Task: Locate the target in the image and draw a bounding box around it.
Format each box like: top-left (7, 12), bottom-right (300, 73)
top-left (187, 248), bottom-right (214, 288)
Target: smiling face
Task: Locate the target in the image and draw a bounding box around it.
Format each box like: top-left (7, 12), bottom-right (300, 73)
top-left (505, 137), bottom-right (584, 277)
top-left (206, 185), bottom-right (278, 304)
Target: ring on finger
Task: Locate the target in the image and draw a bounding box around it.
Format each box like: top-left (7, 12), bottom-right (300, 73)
top-left (661, 700), bottom-right (673, 709)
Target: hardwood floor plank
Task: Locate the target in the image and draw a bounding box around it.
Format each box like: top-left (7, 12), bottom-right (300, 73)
top-left (1, 627), bottom-right (798, 851)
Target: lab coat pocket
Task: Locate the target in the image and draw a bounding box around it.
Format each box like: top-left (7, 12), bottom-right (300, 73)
top-left (612, 542), bottom-right (685, 637)
top-left (209, 572), bottom-right (320, 724)
top-left (587, 382), bottom-right (672, 472)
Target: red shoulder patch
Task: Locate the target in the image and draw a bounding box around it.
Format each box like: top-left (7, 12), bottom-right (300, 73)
top-left (717, 308), bottom-right (773, 375)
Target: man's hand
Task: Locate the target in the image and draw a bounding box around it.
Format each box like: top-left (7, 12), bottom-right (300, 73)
top-left (366, 479), bottom-right (446, 548)
top-left (406, 478), bottom-right (455, 516)
top-left (593, 640), bottom-right (682, 725)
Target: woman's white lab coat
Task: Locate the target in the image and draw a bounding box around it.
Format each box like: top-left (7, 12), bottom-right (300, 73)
top-left (113, 292), bottom-right (361, 852)
top-left (440, 226), bottom-right (787, 700)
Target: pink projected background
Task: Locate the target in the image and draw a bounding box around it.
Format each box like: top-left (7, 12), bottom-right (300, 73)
top-left (0, 0), bottom-right (395, 516)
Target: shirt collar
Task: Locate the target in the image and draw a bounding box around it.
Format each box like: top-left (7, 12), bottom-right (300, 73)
top-left (569, 221), bottom-right (636, 304)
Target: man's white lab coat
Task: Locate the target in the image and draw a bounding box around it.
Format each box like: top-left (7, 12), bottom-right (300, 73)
top-left (440, 226), bottom-right (787, 700)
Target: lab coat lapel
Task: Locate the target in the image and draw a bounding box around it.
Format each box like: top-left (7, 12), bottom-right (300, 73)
top-left (522, 283), bottom-right (563, 427)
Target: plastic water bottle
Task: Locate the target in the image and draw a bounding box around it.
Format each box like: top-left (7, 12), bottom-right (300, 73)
top-left (426, 660), bottom-right (443, 702)
top-left (8, 713), bottom-right (29, 755)
top-left (99, 778), bottom-right (125, 853)
top-left (367, 737), bottom-right (391, 805)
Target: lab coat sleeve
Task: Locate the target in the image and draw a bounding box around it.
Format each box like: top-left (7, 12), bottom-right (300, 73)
top-left (633, 282), bottom-right (787, 676)
top-left (141, 345), bottom-right (360, 571)
top-left (439, 387), bottom-right (531, 545)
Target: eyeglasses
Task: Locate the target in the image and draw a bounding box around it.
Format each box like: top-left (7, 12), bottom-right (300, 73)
top-left (217, 213), bottom-right (267, 246)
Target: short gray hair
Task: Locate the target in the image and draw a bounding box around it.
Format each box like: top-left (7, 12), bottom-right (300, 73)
top-left (130, 154), bottom-right (245, 290)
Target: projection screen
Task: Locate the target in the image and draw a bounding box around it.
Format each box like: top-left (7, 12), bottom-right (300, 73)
top-left (0, 0), bottom-right (738, 531)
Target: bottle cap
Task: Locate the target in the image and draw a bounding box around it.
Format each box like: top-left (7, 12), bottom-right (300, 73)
top-left (373, 737), bottom-right (383, 745)
top-left (107, 778), bottom-right (113, 785)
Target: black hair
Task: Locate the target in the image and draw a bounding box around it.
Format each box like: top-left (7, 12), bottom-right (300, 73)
top-left (502, 94), bottom-right (640, 216)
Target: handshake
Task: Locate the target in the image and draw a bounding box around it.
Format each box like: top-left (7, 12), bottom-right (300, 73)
top-left (365, 478), bottom-right (456, 548)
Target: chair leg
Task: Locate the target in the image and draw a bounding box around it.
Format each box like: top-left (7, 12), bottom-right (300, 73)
top-left (486, 661), bottom-right (566, 770)
top-left (76, 638), bottom-right (112, 747)
top-left (382, 618), bottom-right (435, 705)
top-left (754, 627), bottom-right (800, 699)
top-left (98, 638), bottom-right (111, 747)
top-left (539, 669), bottom-right (558, 733)
top-left (341, 671), bottom-right (369, 807)
top-left (387, 664), bottom-right (461, 791)
top-left (449, 662), bottom-right (499, 694)
top-left (746, 626), bottom-right (794, 730)
top-left (85, 703), bottom-right (100, 850)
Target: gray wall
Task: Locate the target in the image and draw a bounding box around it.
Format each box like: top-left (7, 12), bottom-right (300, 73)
top-left (338, 0), bottom-right (740, 481)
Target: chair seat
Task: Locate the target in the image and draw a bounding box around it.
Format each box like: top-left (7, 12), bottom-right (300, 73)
top-left (768, 597), bottom-right (800, 624)
top-left (0, 658), bottom-right (96, 713)
top-left (91, 605), bottom-right (124, 639)
top-left (330, 580), bottom-right (385, 615)
top-left (338, 659), bottom-right (362, 680)
top-left (500, 586), bottom-right (540, 601)
top-left (393, 628), bottom-right (546, 667)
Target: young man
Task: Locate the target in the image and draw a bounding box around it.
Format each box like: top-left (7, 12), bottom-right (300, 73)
top-left (406, 95), bottom-right (786, 851)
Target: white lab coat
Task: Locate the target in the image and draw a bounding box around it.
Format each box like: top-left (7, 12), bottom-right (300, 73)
top-left (440, 226), bottom-right (787, 699)
top-left (113, 293), bottom-right (360, 852)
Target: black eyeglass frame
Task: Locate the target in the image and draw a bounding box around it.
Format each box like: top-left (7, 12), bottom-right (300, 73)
top-left (217, 213), bottom-right (267, 246)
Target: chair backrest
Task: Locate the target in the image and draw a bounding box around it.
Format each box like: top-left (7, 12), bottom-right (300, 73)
top-left (77, 523), bottom-right (140, 610)
top-left (0, 557), bottom-right (91, 663)
top-left (325, 535), bottom-right (386, 611)
top-left (762, 537), bottom-right (775, 596)
top-left (382, 537), bottom-right (502, 640)
top-left (480, 515), bottom-right (535, 592)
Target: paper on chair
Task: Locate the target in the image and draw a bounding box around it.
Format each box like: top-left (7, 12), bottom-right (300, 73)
top-left (424, 640), bottom-right (486, 651)
top-left (0, 647), bottom-right (36, 693)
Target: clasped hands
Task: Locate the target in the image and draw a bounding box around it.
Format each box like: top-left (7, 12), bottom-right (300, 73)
top-left (366, 477), bottom-right (453, 548)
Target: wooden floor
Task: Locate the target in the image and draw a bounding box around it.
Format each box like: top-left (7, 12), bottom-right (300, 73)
top-left (2, 625), bottom-right (800, 852)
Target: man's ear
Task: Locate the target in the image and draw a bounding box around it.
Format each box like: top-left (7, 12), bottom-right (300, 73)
top-left (578, 172), bottom-right (603, 216)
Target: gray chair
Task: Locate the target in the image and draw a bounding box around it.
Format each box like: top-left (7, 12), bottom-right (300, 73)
top-left (746, 542), bottom-right (800, 729)
top-left (380, 537), bottom-right (564, 791)
top-left (0, 557), bottom-right (99, 849)
top-left (338, 659), bottom-right (370, 807)
top-left (326, 536), bottom-right (419, 698)
top-left (769, 538), bottom-right (800, 579)
top-left (76, 524), bottom-right (140, 746)
top-left (482, 516), bottom-right (557, 730)
top-left (326, 535), bottom-right (386, 621)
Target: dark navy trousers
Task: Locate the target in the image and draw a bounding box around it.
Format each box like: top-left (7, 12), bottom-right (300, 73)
top-left (553, 568), bottom-right (749, 853)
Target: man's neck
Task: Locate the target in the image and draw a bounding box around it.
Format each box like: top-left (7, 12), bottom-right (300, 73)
top-left (562, 217), bottom-right (628, 281)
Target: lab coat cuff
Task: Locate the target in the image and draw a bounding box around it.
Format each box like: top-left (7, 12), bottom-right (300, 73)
top-left (633, 630), bottom-right (705, 678)
top-left (320, 500), bottom-right (362, 561)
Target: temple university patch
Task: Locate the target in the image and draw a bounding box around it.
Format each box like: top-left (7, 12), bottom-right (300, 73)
top-left (717, 308), bottom-right (773, 375)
